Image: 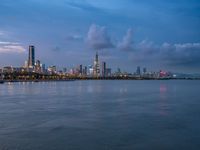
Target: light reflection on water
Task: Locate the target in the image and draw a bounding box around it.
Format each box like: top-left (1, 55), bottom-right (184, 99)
top-left (0, 80), bottom-right (200, 150)
top-left (159, 84), bottom-right (169, 116)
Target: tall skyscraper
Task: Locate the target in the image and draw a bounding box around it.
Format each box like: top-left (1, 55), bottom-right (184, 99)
top-left (143, 67), bottom-right (147, 74)
top-left (79, 64), bottom-right (83, 75)
top-left (106, 68), bottom-right (112, 76)
top-left (93, 52), bottom-right (100, 77)
top-left (88, 65), bottom-right (93, 76)
top-left (83, 66), bottom-right (87, 76)
top-left (28, 45), bottom-right (35, 68)
top-left (102, 61), bottom-right (106, 77)
top-left (136, 66), bottom-right (141, 75)
top-left (41, 64), bottom-right (46, 73)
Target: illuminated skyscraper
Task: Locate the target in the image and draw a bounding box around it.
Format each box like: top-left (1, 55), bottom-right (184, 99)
top-left (93, 52), bottom-right (100, 77)
top-left (28, 45), bottom-right (35, 68)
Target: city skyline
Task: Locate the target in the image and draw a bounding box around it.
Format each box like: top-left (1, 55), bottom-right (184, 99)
top-left (0, 0), bottom-right (200, 73)
top-left (0, 44), bottom-right (174, 76)
top-left (0, 44), bottom-right (179, 80)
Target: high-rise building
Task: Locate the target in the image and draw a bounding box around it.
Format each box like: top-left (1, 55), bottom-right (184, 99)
top-left (93, 52), bottom-right (100, 77)
top-left (106, 68), bottom-right (112, 76)
top-left (102, 61), bottom-right (106, 77)
top-left (28, 45), bottom-right (35, 68)
top-left (88, 65), bottom-right (93, 76)
top-left (35, 60), bottom-right (40, 67)
top-left (63, 68), bottom-right (67, 73)
top-left (79, 64), bottom-right (83, 75)
top-left (35, 60), bottom-right (41, 73)
top-left (143, 67), bottom-right (147, 74)
top-left (41, 64), bottom-right (46, 73)
top-left (136, 66), bottom-right (141, 75)
top-left (24, 60), bottom-right (28, 68)
top-left (82, 66), bottom-right (87, 76)
top-left (117, 68), bottom-right (121, 74)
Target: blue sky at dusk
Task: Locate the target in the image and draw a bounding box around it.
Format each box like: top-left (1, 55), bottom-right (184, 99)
top-left (0, 0), bottom-right (200, 73)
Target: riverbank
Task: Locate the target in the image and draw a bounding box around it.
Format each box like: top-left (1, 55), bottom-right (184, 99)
top-left (1, 77), bottom-right (200, 83)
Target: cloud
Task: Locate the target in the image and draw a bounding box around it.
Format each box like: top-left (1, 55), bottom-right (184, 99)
top-left (118, 28), bottom-right (134, 51)
top-left (130, 41), bottom-right (200, 67)
top-left (66, 34), bottom-right (83, 41)
top-left (86, 24), bottom-right (114, 50)
top-left (161, 43), bottom-right (200, 66)
top-left (0, 41), bottom-right (26, 53)
top-left (0, 41), bottom-right (20, 45)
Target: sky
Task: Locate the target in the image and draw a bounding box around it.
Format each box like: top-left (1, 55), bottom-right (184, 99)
top-left (0, 0), bottom-right (200, 73)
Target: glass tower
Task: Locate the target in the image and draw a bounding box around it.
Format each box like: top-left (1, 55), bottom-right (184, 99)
top-left (28, 45), bottom-right (35, 67)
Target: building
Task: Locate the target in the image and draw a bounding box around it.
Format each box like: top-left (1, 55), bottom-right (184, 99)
top-left (35, 60), bottom-right (41, 73)
top-left (106, 68), bottom-right (112, 76)
top-left (3, 66), bottom-right (13, 73)
top-left (41, 64), bottom-right (46, 73)
top-left (82, 66), bottom-right (87, 76)
top-left (93, 52), bottom-right (100, 77)
top-left (0, 68), bottom-right (3, 78)
top-left (136, 66), bottom-right (141, 75)
top-left (63, 68), bottom-right (67, 73)
top-left (88, 65), bottom-right (93, 76)
top-left (143, 67), bottom-right (147, 74)
top-left (24, 60), bottom-right (28, 68)
top-left (48, 66), bottom-right (56, 74)
top-left (117, 68), bottom-right (121, 74)
top-left (28, 45), bottom-right (35, 68)
top-left (101, 61), bottom-right (106, 77)
top-left (79, 64), bottom-right (83, 75)
top-left (69, 68), bottom-right (75, 75)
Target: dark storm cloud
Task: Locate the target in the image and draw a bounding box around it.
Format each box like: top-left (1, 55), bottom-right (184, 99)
top-left (86, 24), bottom-right (114, 50)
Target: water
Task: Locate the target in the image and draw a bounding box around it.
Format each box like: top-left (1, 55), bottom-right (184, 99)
top-left (0, 80), bottom-right (200, 150)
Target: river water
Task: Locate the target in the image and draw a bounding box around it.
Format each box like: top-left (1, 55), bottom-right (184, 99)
top-left (0, 80), bottom-right (199, 150)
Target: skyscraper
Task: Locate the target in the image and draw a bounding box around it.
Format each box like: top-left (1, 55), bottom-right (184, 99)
top-left (136, 66), bottom-right (141, 75)
top-left (28, 45), bottom-right (35, 68)
top-left (143, 67), bottom-right (147, 74)
top-left (79, 64), bottom-right (83, 75)
top-left (93, 52), bottom-right (100, 77)
top-left (83, 66), bottom-right (87, 76)
top-left (35, 60), bottom-right (41, 73)
top-left (102, 61), bottom-right (106, 77)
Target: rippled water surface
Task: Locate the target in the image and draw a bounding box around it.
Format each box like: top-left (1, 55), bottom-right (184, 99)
top-left (0, 80), bottom-right (200, 150)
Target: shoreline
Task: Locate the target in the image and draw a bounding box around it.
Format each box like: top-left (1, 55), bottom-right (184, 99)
top-left (1, 77), bottom-right (200, 83)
